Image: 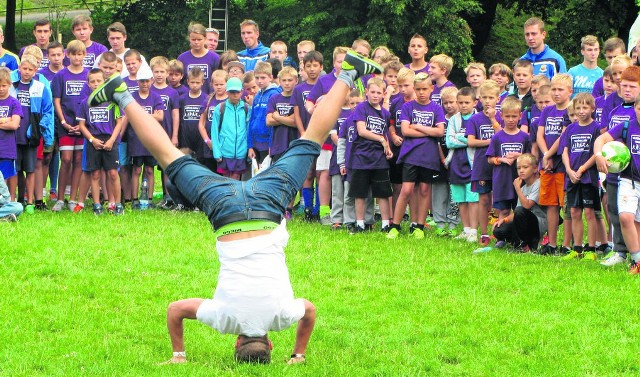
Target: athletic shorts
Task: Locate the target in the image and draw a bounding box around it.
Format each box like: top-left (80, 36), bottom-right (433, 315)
top-left (471, 180), bottom-right (492, 194)
top-left (566, 182), bottom-right (601, 210)
top-left (315, 149), bottom-right (332, 171)
top-left (348, 168), bottom-right (392, 198)
top-left (59, 135), bottom-right (84, 151)
top-left (617, 178), bottom-right (640, 221)
top-left (0, 159), bottom-right (17, 179)
top-left (132, 156), bottom-right (157, 167)
top-left (217, 157), bottom-right (247, 175)
top-left (85, 136), bottom-right (120, 171)
top-left (493, 199), bottom-right (517, 211)
top-left (539, 170), bottom-right (565, 206)
top-left (451, 182), bottom-right (478, 203)
top-left (402, 164), bottom-right (438, 184)
top-left (119, 142), bottom-right (132, 166)
top-left (16, 145), bottom-right (37, 173)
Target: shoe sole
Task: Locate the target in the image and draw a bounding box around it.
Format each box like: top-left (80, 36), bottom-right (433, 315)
top-left (88, 74), bottom-right (126, 106)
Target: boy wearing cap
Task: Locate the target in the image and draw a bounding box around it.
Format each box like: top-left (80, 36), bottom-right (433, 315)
top-left (210, 77), bottom-right (250, 180)
top-left (88, 51), bottom-right (381, 364)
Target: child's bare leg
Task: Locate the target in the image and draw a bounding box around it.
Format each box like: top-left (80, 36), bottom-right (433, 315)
top-left (57, 150), bottom-right (72, 200)
top-left (132, 165), bottom-right (142, 200)
top-left (355, 197), bottom-right (365, 223)
top-left (289, 299), bottom-right (316, 364)
top-left (570, 208), bottom-right (583, 248)
top-left (69, 150), bottom-right (83, 201)
top-left (165, 298), bottom-right (204, 363)
top-left (469, 202), bottom-right (479, 229)
top-left (378, 197), bottom-right (390, 221)
top-left (478, 193), bottom-right (490, 235)
top-left (107, 169), bottom-right (121, 203)
top-left (585, 208), bottom-right (596, 247)
top-left (120, 165), bottom-right (132, 201)
top-left (547, 205), bottom-right (559, 246)
top-left (144, 165), bottom-right (154, 200)
top-left (76, 172), bottom-right (91, 204)
top-left (417, 183), bottom-right (431, 226)
top-left (6, 176), bottom-right (17, 201)
top-left (392, 182), bottom-right (414, 224)
top-left (90, 170), bottom-right (101, 205)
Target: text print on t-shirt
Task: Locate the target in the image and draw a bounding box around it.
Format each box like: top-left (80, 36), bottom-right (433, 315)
top-left (501, 142), bottom-right (524, 157)
top-left (366, 115), bottom-right (386, 134)
top-left (479, 124), bottom-right (495, 140)
top-left (183, 105), bottom-right (201, 120)
top-left (545, 117), bottom-right (564, 136)
top-left (412, 110), bottom-right (434, 127)
top-left (189, 64), bottom-right (210, 79)
top-left (17, 90), bottom-right (30, 107)
top-left (0, 106), bottom-right (9, 118)
top-left (65, 81), bottom-right (85, 96)
top-left (570, 133), bottom-right (592, 153)
top-left (89, 107), bottom-right (110, 123)
top-left (631, 135), bottom-right (640, 155)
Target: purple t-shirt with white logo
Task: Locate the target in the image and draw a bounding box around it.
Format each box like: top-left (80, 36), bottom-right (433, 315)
top-left (172, 84), bottom-right (188, 99)
top-left (602, 103), bottom-right (636, 186)
top-left (608, 119), bottom-right (640, 182)
top-left (538, 105), bottom-right (570, 172)
top-left (177, 50), bottom-right (220, 94)
top-left (78, 101), bottom-right (116, 136)
top-left (63, 42), bottom-right (108, 68)
top-left (404, 63), bottom-right (429, 75)
top-left (449, 114), bottom-right (473, 184)
top-left (51, 67), bottom-right (89, 133)
top-left (486, 130), bottom-right (531, 202)
top-left (397, 100), bottom-right (445, 170)
top-left (268, 93), bottom-right (297, 156)
top-left (37, 66), bottom-right (60, 82)
top-left (151, 85), bottom-right (180, 137)
top-left (466, 112), bottom-right (502, 181)
top-left (291, 82), bottom-right (314, 130)
top-left (430, 81), bottom-right (455, 106)
top-left (0, 96), bottom-right (23, 159)
top-left (179, 92), bottom-right (207, 152)
top-left (15, 81), bottom-right (32, 145)
top-left (340, 112), bottom-right (358, 179)
top-left (123, 77), bottom-right (139, 93)
top-left (128, 91), bottom-right (163, 157)
top-left (350, 101), bottom-right (391, 170)
top-left (559, 121), bottom-right (600, 187)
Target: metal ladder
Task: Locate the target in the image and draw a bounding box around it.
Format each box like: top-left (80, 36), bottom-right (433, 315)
top-left (209, 0), bottom-right (229, 53)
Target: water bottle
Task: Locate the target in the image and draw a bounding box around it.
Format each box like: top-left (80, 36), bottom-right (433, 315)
top-left (140, 178), bottom-right (149, 210)
top-left (472, 246), bottom-right (493, 254)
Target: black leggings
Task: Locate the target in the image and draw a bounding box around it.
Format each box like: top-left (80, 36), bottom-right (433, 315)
top-left (493, 206), bottom-right (541, 249)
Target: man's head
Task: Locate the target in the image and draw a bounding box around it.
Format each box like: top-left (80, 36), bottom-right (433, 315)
top-left (47, 41), bottom-right (64, 67)
top-left (234, 335), bottom-right (272, 364)
top-left (524, 17), bottom-right (546, 53)
top-left (580, 35), bottom-right (600, 65)
top-left (240, 19), bottom-right (259, 49)
top-left (33, 19), bottom-right (52, 48)
top-left (107, 22), bottom-right (127, 53)
top-left (206, 27), bottom-right (219, 51)
top-left (71, 15), bottom-right (94, 43)
top-left (603, 37), bottom-right (626, 65)
top-left (269, 41), bottom-right (287, 63)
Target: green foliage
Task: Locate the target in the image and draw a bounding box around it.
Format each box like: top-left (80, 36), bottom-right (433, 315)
top-left (476, 4), bottom-right (530, 67)
top-left (10, 19), bottom-right (110, 52)
top-left (2, 210), bottom-right (640, 375)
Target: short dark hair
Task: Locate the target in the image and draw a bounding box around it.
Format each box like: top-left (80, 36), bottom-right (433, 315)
top-left (457, 86), bottom-right (476, 99)
top-left (234, 335), bottom-right (271, 364)
top-left (303, 50), bottom-right (323, 66)
top-left (266, 58), bottom-right (282, 77)
top-left (47, 41), bottom-right (63, 52)
top-left (34, 19), bottom-right (51, 30)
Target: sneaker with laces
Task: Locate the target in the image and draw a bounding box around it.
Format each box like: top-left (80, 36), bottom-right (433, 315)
top-left (93, 203), bottom-right (103, 215)
top-left (629, 261), bottom-right (640, 275)
top-left (555, 246), bottom-right (571, 257)
top-left (386, 227), bottom-right (399, 239)
top-left (349, 225), bottom-right (365, 235)
top-left (413, 228), bottom-right (425, 240)
top-left (52, 199), bottom-right (65, 212)
top-left (561, 250), bottom-right (581, 260)
top-left (67, 200), bottom-right (77, 211)
top-left (479, 235), bottom-right (491, 246)
top-left (380, 225), bottom-right (391, 233)
top-left (454, 231), bottom-right (468, 240)
top-left (320, 215), bottom-right (332, 226)
top-left (601, 253), bottom-right (627, 266)
top-left (533, 244), bottom-right (554, 256)
top-left (601, 250), bottom-right (616, 260)
top-left (114, 203), bottom-right (125, 216)
top-left (107, 203), bottom-right (116, 213)
top-left (341, 50), bottom-right (383, 77)
top-left (0, 214), bottom-right (17, 222)
top-left (466, 233), bottom-right (478, 243)
top-left (88, 73), bottom-right (127, 106)
top-left (494, 240), bottom-right (507, 248)
top-left (35, 202), bottom-right (49, 211)
top-left (73, 203), bottom-right (85, 213)
top-left (582, 251), bottom-right (597, 261)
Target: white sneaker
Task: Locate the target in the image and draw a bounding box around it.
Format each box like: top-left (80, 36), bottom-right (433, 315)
top-left (600, 253), bottom-right (627, 267)
top-left (466, 233), bottom-right (478, 243)
top-left (52, 200), bottom-right (65, 212)
top-left (454, 231), bottom-right (468, 240)
top-left (67, 200), bottom-right (77, 211)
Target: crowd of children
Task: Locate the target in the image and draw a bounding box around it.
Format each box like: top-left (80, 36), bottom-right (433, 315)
top-left (3, 15), bottom-right (640, 273)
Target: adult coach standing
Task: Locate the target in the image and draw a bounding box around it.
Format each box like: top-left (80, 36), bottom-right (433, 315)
top-left (237, 19), bottom-right (270, 72)
top-left (521, 17), bottom-right (567, 79)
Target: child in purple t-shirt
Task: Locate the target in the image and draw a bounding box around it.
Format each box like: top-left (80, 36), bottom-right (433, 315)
top-left (349, 77), bottom-right (393, 234)
top-left (70, 15), bottom-right (108, 69)
top-left (559, 93), bottom-right (600, 259)
top-left (178, 67), bottom-right (207, 156)
top-left (466, 80), bottom-right (503, 246)
top-left (428, 54), bottom-right (456, 107)
top-left (489, 63), bottom-right (512, 112)
top-left (0, 68), bottom-right (23, 201)
top-left (406, 34), bottom-right (429, 74)
top-left (168, 60), bottom-right (188, 98)
top-left (177, 23), bottom-right (220, 94)
top-left (128, 65), bottom-right (164, 208)
top-left (387, 73), bottom-right (446, 239)
top-left (486, 97), bottom-right (531, 240)
top-left (78, 69), bottom-right (124, 215)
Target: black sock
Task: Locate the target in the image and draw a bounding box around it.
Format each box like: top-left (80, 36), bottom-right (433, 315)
top-left (584, 246), bottom-right (596, 252)
top-left (573, 245), bottom-right (583, 253)
top-left (596, 244), bottom-right (609, 252)
top-left (416, 224), bottom-right (425, 230)
top-left (35, 199), bottom-right (43, 205)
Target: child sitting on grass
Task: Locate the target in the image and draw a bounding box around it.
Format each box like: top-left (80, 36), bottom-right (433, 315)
top-left (88, 49), bottom-right (381, 363)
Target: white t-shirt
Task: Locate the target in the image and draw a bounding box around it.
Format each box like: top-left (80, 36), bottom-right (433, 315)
top-left (196, 221), bottom-right (305, 337)
top-left (518, 178), bottom-right (547, 236)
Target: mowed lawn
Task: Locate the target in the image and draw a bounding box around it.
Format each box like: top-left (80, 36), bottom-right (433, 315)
top-left (2, 209), bottom-right (640, 376)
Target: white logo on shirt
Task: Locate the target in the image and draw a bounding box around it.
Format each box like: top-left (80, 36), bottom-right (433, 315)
top-left (89, 107), bottom-right (110, 123)
top-left (411, 110), bottom-right (434, 127)
top-left (0, 106), bottom-right (9, 118)
top-left (65, 80), bottom-right (85, 96)
top-left (17, 90), bottom-right (30, 107)
top-left (631, 135), bottom-right (640, 155)
top-left (366, 115), bottom-right (386, 134)
top-left (545, 116), bottom-right (564, 136)
top-left (570, 133), bottom-right (592, 153)
top-left (500, 142), bottom-right (524, 156)
top-left (183, 105), bottom-right (200, 120)
top-left (479, 124), bottom-right (495, 140)
top-left (188, 64), bottom-right (210, 79)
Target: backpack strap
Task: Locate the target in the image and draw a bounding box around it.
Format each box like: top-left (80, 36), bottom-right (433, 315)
top-left (218, 101), bottom-right (226, 132)
top-left (623, 120), bottom-right (629, 142)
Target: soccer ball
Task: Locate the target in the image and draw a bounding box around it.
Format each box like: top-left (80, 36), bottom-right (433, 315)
top-left (601, 141), bottom-right (631, 173)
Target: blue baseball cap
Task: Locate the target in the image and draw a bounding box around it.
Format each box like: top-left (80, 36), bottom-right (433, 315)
top-left (226, 77), bottom-right (243, 92)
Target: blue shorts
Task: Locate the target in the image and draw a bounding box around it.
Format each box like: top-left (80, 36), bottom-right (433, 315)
top-left (451, 182), bottom-right (478, 203)
top-left (165, 139), bottom-right (321, 229)
top-left (0, 159), bottom-right (17, 179)
top-left (119, 142), bottom-right (132, 166)
top-left (493, 199), bottom-right (517, 210)
top-left (471, 180), bottom-right (492, 194)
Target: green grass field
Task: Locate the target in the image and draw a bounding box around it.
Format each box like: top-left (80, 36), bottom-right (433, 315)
top-left (2, 208), bottom-right (640, 376)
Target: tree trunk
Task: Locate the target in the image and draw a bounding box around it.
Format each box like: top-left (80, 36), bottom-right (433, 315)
top-left (466, 0), bottom-right (499, 57)
top-left (4, 0), bottom-right (18, 52)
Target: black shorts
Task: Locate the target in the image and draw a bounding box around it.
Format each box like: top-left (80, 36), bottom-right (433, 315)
top-left (86, 136), bottom-right (120, 171)
top-left (402, 164), bottom-right (438, 184)
top-left (566, 182), bottom-right (601, 210)
top-left (348, 168), bottom-right (392, 198)
top-left (132, 156), bottom-right (158, 167)
top-left (254, 149), bottom-right (269, 165)
top-left (16, 145), bottom-right (37, 173)
top-left (388, 159), bottom-right (403, 185)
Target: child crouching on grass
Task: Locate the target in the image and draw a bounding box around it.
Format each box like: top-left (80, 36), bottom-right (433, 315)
top-left (88, 50), bottom-right (381, 363)
top-left (0, 170), bottom-right (23, 222)
top-left (492, 153), bottom-right (547, 251)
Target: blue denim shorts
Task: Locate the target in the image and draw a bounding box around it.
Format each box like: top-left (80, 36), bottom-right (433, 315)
top-left (165, 139), bottom-right (321, 229)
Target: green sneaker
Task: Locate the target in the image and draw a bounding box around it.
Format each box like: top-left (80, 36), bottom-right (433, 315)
top-left (386, 227), bottom-right (399, 239)
top-left (413, 228), bottom-right (425, 240)
top-left (426, 217), bottom-right (437, 228)
top-left (88, 73), bottom-right (127, 106)
top-left (434, 227), bottom-right (448, 236)
top-left (341, 50), bottom-right (383, 77)
top-left (602, 250), bottom-right (615, 260)
top-left (561, 250), bottom-right (581, 260)
top-left (582, 251), bottom-right (597, 261)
